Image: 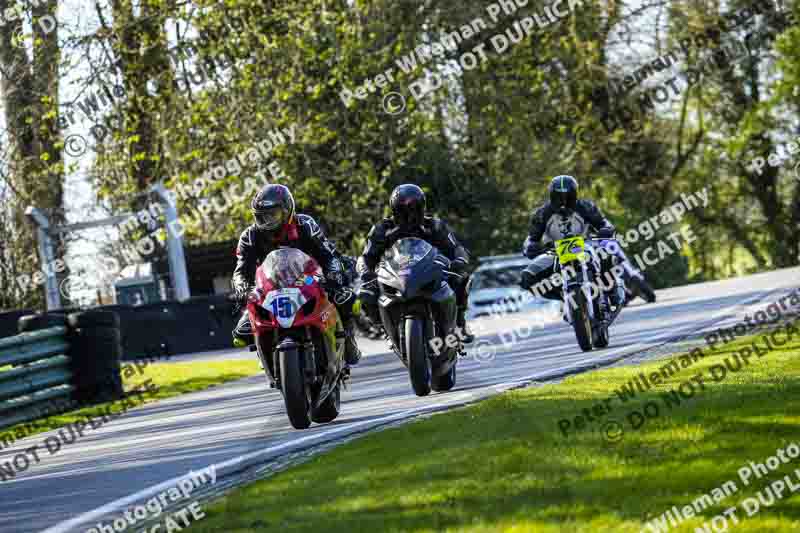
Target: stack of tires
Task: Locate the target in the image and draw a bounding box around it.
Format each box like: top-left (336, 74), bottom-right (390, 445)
top-left (67, 310), bottom-right (123, 404)
top-left (18, 312), bottom-right (69, 334)
top-left (19, 310), bottom-right (123, 405)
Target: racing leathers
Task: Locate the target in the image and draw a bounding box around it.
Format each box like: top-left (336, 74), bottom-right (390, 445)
top-left (356, 216), bottom-right (472, 335)
top-left (520, 200), bottom-right (625, 306)
top-left (231, 214), bottom-right (361, 364)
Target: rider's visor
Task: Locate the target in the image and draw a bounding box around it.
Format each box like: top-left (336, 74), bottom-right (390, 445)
top-left (254, 206), bottom-right (287, 230)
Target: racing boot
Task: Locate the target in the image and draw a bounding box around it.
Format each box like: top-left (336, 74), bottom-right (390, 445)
top-left (456, 307), bottom-right (475, 344)
top-left (233, 337), bottom-right (248, 348)
top-left (232, 313), bottom-right (255, 347)
top-left (343, 319), bottom-right (362, 366)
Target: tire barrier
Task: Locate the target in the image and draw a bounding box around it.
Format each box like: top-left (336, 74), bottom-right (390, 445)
top-left (97, 295), bottom-right (238, 361)
top-left (66, 310), bottom-right (124, 404)
top-left (0, 309), bottom-right (35, 339)
top-left (3, 294), bottom-right (239, 365)
top-left (0, 311), bottom-right (124, 431)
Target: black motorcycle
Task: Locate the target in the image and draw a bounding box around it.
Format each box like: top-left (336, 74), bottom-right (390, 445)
top-left (376, 238), bottom-right (460, 396)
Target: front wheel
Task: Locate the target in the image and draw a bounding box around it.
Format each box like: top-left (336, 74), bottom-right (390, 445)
top-left (569, 289), bottom-right (594, 352)
top-left (279, 347), bottom-right (312, 429)
top-left (311, 384), bottom-right (341, 423)
top-left (592, 297), bottom-right (610, 349)
top-left (593, 324), bottom-right (610, 348)
top-left (431, 362), bottom-right (457, 392)
top-left (405, 317), bottom-right (432, 396)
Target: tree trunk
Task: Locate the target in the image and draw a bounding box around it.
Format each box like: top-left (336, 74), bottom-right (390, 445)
top-left (0, 0), bottom-right (64, 309)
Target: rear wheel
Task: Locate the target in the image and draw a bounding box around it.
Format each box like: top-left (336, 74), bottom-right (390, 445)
top-left (431, 362), bottom-right (456, 392)
top-left (405, 317), bottom-right (431, 396)
top-left (279, 346), bottom-right (312, 429)
top-left (311, 384), bottom-right (341, 423)
top-left (570, 289), bottom-right (594, 352)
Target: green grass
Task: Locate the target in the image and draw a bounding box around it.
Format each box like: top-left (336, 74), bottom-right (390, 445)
top-left (191, 319), bottom-right (800, 533)
top-left (1, 359), bottom-right (261, 438)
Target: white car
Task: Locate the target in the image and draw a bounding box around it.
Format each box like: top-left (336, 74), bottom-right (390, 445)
top-left (466, 256), bottom-right (553, 320)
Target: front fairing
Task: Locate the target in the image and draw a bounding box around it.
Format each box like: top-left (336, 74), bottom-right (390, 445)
top-left (377, 239), bottom-right (441, 301)
top-left (248, 248), bottom-right (330, 331)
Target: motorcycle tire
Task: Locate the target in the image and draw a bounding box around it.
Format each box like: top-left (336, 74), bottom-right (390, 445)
top-left (279, 346), bottom-right (312, 429)
top-left (570, 288), bottom-right (594, 352)
top-left (18, 313), bottom-right (67, 333)
top-left (593, 324), bottom-right (610, 348)
top-left (405, 317), bottom-right (432, 397)
top-left (431, 361), bottom-right (457, 392)
top-left (68, 310), bottom-right (120, 329)
top-left (592, 299), bottom-right (610, 349)
top-left (311, 384), bottom-right (341, 423)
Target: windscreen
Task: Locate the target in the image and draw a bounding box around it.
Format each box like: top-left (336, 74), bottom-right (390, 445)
top-left (261, 248), bottom-right (322, 289)
top-left (383, 238), bottom-right (434, 271)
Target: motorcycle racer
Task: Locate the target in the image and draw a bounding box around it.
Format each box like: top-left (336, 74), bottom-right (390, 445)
top-left (520, 175), bottom-right (625, 308)
top-left (231, 184), bottom-right (362, 366)
top-left (356, 183), bottom-right (475, 343)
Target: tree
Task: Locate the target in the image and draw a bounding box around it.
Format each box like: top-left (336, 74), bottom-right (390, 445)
top-left (0, 0), bottom-right (64, 310)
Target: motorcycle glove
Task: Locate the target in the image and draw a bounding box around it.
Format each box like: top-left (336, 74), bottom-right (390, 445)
top-left (523, 240), bottom-right (546, 259)
top-left (325, 270), bottom-right (345, 288)
top-left (228, 289), bottom-right (250, 316)
top-left (450, 257), bottom-right (469, 274)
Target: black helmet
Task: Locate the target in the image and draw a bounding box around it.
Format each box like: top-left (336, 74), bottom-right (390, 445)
top-left (251, 184), bottom-right (295, 231)
top-left (549, 175), bottom-right (578, 213)
top-left (390, 184), bottom-right (426, 229)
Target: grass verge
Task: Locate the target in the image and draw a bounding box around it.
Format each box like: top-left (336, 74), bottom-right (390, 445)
top-left (1, 359), bottom-right (260, 440)
top-left (191, 318), bottom-right (800, 533)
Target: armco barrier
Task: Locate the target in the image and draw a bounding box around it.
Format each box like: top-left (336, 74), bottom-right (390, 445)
top-left (0, 311), bottom-right (123, 431)
top-left (0, 327), bottom-right (74, 430)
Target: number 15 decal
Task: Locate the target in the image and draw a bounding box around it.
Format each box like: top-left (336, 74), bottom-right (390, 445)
top-left (271, 296), bottom-right (295, 318)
